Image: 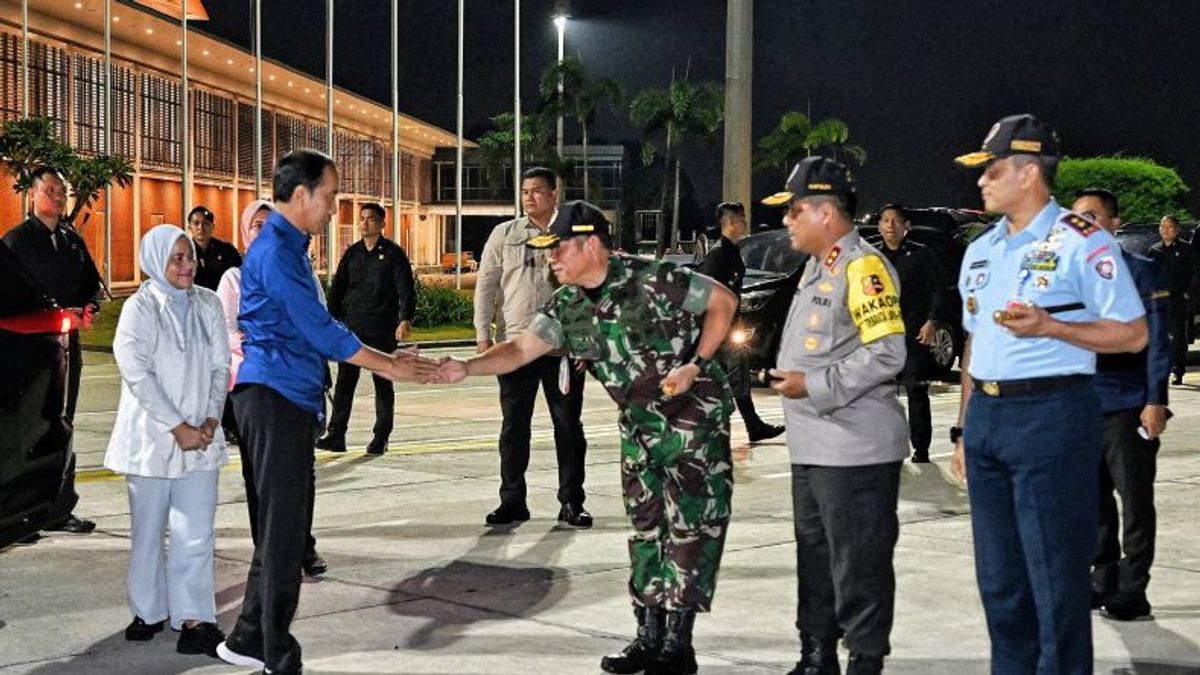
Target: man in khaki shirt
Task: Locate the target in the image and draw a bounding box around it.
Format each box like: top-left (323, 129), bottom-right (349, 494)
top-left (473, 167), bottom-right (590, 527)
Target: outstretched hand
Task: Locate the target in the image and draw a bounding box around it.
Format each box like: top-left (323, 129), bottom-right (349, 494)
top-left (384, 349), bottom-right (443, 383)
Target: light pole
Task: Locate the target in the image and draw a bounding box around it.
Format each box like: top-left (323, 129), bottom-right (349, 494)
top-left (553, 14), bottom-right (566, 165)
top-left (513, 0), bottom-right (522, 216)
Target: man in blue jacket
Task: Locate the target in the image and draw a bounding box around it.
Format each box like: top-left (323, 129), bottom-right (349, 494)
top-left (216, 149), bottom-right (439, 675)
top-left (1072, 189), bottom-right (1170, 622)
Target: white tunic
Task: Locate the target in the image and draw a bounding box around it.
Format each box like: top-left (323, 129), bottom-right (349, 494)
top-left (104, 281), bottom-right (230, 478)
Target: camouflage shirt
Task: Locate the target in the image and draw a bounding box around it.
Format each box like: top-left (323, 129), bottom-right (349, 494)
top-left (529, 253), bottom-right (729, 412)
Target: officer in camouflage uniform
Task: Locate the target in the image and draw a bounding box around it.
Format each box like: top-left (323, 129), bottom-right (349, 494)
top-left (439, 200), bottom-right (739, 675)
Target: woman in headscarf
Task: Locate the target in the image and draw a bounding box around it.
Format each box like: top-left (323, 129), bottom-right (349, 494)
top-left (217, 200), bottom-right (327, 578)
top-left (104, 224), bottom-right (230, 657)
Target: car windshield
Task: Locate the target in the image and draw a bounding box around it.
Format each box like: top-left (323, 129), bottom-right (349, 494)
top-left (1115, 228), bottom-right (1164, 256)
top-left (740, 230), bottom-right (806, 275)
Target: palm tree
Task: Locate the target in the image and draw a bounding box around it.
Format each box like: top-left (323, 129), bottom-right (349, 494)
top-left (476, 112), bottom-right (573, 199)
top-left (753, 111), bottom-right (866, 180)
top-left (629, 71), bottom-right (723, 254)
top-left (539, 56), bottom-right (621, 201)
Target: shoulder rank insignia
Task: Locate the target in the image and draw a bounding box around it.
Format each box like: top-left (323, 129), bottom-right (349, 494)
top-left (823, 245), bottom-right (842, 270)
top-left (1060, 213), bottom-right (1099, 237)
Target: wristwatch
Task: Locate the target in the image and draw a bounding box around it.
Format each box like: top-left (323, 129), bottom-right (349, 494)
top-left (688, 353), bottom-right (711, 370)
top-left (949, 426), bottom-right (964, 443)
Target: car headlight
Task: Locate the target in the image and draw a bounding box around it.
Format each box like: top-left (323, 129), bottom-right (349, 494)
top-left (739, 289), bottom-right (772, 314)
top-left (729, 326), bottom-right (755, 347)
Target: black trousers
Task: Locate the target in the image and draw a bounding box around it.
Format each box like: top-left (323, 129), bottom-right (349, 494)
top-left (1093, 408), bottom-right (1158, 600)
top-left (50, 331), bottom-right (83, 523)
top-left (326, 333), bottom-right (396, 442)
top-left (1168, 299), bottom-right (1189, 377)
top-left (235, 417), bottom-right (317, 559)
top-left (719, 346), bottom-right (769, 430)
top-left (791, 461), bottom-right (902, 658)
top-left (497, 354), bottom-right (587, 507)
top-left (228, 384), bottom-right (319, 674)
top-left (903, 383), bottom-right (931, 454)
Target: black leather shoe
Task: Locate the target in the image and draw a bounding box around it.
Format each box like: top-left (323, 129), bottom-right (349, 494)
top-left (366, 438), bottom-right (388, 455)
top-left (223, 427), bottom-right (240, 446)
top-left (910, 451), bottom-right (931, 464)
top-left (846, 653), bottom-right (883, 675)
top-left (602, 606), bottom-right (664, 674)
top-left (787, 633), bottom-right (841, 675)
top-left (124, 616), bottom-right (165, 641)
top-left (1101, 592), bottom-right (1153, 621)
top-left (315, 433), bottom-right (346, 453)
top-left (747, 422), bottom-right (785, 443)
top-left (302, 550), bottom-right (328, 577)
top-left (485, 503), bottom-right (530, 525)
top-left (557, 503), bottom-right (593, 529)
top-left (46, 514), bottom-right (96, 534)
top-left (1171, 374), bottom-right (1184, 385)
top-left (177, 621), bottom-right (225, 657)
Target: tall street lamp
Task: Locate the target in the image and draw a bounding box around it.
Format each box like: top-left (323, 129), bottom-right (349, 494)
top-left (553, 13), bottom-right (566, 164)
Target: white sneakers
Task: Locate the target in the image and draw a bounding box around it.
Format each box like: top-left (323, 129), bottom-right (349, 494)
top-left (216, 640), bottom-right (265, 669)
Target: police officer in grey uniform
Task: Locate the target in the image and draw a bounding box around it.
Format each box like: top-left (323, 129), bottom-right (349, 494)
top-left (765, 157), bottom-right (908, 675)
top-left (951, 115), bottom-right (1148, 675)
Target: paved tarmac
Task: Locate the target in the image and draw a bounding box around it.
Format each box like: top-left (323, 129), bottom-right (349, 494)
top-left (1, 347), bottom-right (1198, 674)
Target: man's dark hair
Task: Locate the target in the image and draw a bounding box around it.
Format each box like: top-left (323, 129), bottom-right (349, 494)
top-left (1010, 154), bottom-right (1058, 191)
top-left (360, 202), bottom-right (386, 221)
top-left (30, 166), bottom-right (64, 187)
top-left (715, 201), bottom-right (745, 222)
top-left (273, 149), bottom-right (337, 203)
top-left (187, 205), bottom-right (214, 222)
top-left (878, 203), bottom-right (908, 222)
top-left (522, 166), bottom-right (557, 190)
top-left (1077, 188), bottom-right (1119, 218)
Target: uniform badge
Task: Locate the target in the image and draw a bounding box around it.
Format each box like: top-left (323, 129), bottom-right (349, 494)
top-left (966, 292), bottom-right (978, 315)
top-left (1034, 275), bottom-right (1050, 290)
top-left (1094, 256), bottom-right (1117, 281)
top-left (804, 336), bottom-right (819, 351)
top-left (823, 245), bottom-right (842, 271)
top-left (860, 274), bottom-right (884, 296)
top-left (818, 281), bottom-right (833, 293)
top-left (808, 313), bottom-right (820, 328)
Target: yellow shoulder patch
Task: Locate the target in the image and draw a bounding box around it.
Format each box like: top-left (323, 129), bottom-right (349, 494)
top-left (846, 255), bottom-right (905, 344)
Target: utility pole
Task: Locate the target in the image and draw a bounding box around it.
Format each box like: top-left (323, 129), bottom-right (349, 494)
top-left (722, 0), bottom-right (753, 220)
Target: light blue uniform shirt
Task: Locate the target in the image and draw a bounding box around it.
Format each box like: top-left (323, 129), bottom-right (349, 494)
top-left (959, 200), bottom-right (1145, 380)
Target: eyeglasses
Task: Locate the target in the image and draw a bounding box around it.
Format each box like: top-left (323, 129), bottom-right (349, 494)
top-left (1079, 210), bottom-right (1100, 221)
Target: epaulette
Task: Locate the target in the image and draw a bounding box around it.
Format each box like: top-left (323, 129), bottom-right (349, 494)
top-left (1059, 212), bottom-right (1100, 237)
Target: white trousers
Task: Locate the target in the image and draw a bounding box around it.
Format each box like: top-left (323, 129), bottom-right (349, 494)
top-left (126, 469), bottom-right (219, 629)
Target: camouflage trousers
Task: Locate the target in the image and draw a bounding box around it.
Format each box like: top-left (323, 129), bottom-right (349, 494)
top-left (618, 395), bottom-right (734, 612)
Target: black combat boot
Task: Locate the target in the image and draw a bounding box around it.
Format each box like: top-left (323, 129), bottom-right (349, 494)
top-left (648, 608), bottom-right (698, 675)
top-left (787, 633), bottom-right (841, 675)
top-left (845, 653), bottom-right (883, 675)
top-left (601, 606), bottom-right (664, 674)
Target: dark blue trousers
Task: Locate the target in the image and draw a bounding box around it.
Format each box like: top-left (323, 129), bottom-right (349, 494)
top-left (963, 379), bottom-right (1101, 675)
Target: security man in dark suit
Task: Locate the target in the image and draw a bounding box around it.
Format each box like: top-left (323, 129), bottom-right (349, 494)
top-left (317, 202), bottom-right (416, 455)
top-left (1073, 189), bottom-right (1171, 623)
top-left (3, 166), bottom-right (102, 534)
top-left (876, 204), bottom-right (945, 463)
top-left (697, 201), bottom-right (784, 442)
top-left (1148, 214), bottom-right (1194, 384)
top-left (188, 205), bottom-right (242, 291)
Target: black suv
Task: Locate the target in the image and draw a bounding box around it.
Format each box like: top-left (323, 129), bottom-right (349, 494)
top-left (0, 242), bottom-right (75, 549)
top-left (728, 208), bottom-right (994, 383)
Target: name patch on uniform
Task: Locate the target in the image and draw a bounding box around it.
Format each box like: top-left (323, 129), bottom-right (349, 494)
top-left (811, 295), bottom-right (831, 307)
top-left (847, 255), bottom-right (905, 344)
top-left (1094, 255), bottom-right (1117, 281)
top-left (969, 260), bottom-right (990, 270)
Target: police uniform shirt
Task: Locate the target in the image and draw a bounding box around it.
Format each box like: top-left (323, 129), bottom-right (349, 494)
top-left (193, 236), bottom-right (242, 291)
top-left (959, 200), bottom-right (1145, 381)
top-left (696, 235), bottom-right (745, 298)
top-left (2, 215), bottom-right (101, 310)
top-left (777, 229), bottom-right (909, 467)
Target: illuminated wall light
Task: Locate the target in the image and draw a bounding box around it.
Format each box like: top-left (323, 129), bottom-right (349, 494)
top-left (175, 39), bottom-right (182, 45)
top-left (74, 1), bottom-right (83, 8)
top-left (145, 27), bottom-right (153, 34)
top-left (287, 81), bottom-right (294, 87)
top-left (201, 49), bottom-right (210, 56)
top-left (268, 75), bottom-right (276, 80)
top-left (112, 15), bottom-right (120, 22)
top-left (226, 58), bottom-right (233, 65)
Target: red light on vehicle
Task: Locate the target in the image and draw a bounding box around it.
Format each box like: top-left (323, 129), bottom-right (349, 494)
top-left (60, 316), bottom-right (72, 334)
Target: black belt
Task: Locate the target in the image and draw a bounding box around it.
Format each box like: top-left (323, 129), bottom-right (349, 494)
top-left (972, 374), bottom-right (1089, 397)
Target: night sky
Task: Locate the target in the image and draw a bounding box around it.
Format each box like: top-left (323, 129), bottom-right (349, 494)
top-left (200, 0), bottom-right (1200, 226)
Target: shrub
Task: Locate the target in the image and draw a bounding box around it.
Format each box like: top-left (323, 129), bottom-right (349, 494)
top-left (414, 276), bottom-right (473, 327)
top-left (1056, 156), bottom-right (1192, 223)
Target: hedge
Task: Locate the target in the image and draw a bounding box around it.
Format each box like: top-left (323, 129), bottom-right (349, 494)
top-left (1056, 156), bottom-right (1192, 223)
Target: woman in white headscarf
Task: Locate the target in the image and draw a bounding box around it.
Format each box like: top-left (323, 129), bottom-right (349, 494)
top-left (217, 199), bottom-right (327, 578)
top-left (104, 224), bottom-right (230, 658)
